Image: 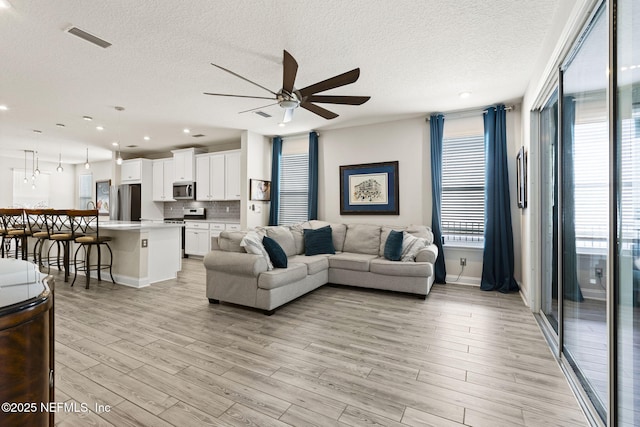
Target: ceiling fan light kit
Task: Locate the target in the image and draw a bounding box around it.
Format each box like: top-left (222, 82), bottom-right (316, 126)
top-left (205, 49), bottom-right (370, 124)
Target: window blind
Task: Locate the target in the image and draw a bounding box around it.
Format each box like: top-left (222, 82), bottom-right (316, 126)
top-left (279, 153), bottom-right (309, 225)
top-left (441, 135), bottom-right (485, 243)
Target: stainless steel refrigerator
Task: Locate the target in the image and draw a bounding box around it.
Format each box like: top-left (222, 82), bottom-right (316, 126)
top-left (110, 184), bottom-right (142, 221)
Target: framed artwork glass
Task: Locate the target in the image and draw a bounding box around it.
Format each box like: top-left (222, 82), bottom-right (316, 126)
top-left (340, 161), bottom-right (399, 215)
top-left (96, 179), bottom-right (111, 215)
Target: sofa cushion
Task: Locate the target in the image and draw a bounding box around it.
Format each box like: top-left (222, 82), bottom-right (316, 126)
top-left (289, 223), bottom-right (306, 254)
top-left (406, 225), bottom-right (434, 245)
top-left (258, 263), bottom-right (307, 290)
top-left (304, 226), bottom-right (336, 256)
top-left (401, 232), bottom-right (428, 262)
top-left (328, 252), bottom-right (378, 272)
top-left (263, 236), bottom-right (288, 268)
top-left (383, 230), bottom-right (404, 261)
top-left (218, 231), bottom-right (247, 253)
top-left (343, 224), bottom-right (381, 255)
top-left (266, 226), bottom-right (297, 257)
top-left (289, 254), bottom-right (330, 275)
top-left (370, 258), bottom-right (433, 278)
top-left (304, 220), bottom-right (347, 252)
top-left (379, 226), bottom-right (406, 257)
top-left (240, 231), bottom-right (273, 270)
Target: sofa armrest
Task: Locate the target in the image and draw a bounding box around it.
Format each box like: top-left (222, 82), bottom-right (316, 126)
top-left (203, 250), bottom-right (268, 276)
top-left (415, 244), bottom-right (438, 264)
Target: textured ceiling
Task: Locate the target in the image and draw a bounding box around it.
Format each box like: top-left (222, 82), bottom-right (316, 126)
top-left (0, 0), bottom-right (561, 164)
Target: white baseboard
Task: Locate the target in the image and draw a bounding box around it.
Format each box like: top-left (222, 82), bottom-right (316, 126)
top-left (445, 274), bottom-right (481, 286)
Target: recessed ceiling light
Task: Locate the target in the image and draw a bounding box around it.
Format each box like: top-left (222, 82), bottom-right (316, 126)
top-left (33, 129), bottom-right (42, 134)
top-left (0, 105), bottom-right (8, 111)
top-left (459, 91), bottom-right (471, 99)
top-left (0, 0), bottom-right (12, 10)
top-left (96, 125), bottom-right (104, 131)
top-left (278, 122), bottom-right (285, 127)
top-left (83, 115), bottom-right (93, 121)
top-left (183, 128), bottom-right (190, 134)
top-left (143, 136), bottom-right (150, 141)
top-left (56, 123), bottom-right (66, 127)
top-left (112, 141), bottom-right (119, 146)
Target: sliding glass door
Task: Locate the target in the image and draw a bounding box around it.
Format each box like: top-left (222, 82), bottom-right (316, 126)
top-left (540, 91), bottom-right (559, 334)
top-left (616, 1), bottom-right (640, 424)
top-left (561, 3), bottom-right (609, 419)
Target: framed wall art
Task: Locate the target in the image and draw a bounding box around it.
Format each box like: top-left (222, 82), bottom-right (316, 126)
top-left (340, 161), bottom-right (399, 215)
top-left (249, 178), bottom-right (271, 201)
top-left (516, 147), bottom-right (527, 209)
top-left (96, 179), bottom-right (111, 215)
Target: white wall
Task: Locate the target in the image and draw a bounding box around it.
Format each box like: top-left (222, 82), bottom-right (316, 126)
top-left (520, 0), bottom-right (594, 308)
top-left (242, 130), bottom-right (271, 229)
top-left (0, 156), bottom-right (75, 208)
top-left (319, 117), bottom-right (429, 225)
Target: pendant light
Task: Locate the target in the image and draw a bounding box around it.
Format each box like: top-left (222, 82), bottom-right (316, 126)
top-left (23, 150), bottom-right (27, 183)
top-left (31, 150), bottom-right (36, 181)
top-left (56, 152), bottom-right (64, 172)
top-left (115, 106), bottom-right (124, 165)
top-left (84, 147), bottom-right (90, 169)
top-left (34, 151), bottom-right (40, 176)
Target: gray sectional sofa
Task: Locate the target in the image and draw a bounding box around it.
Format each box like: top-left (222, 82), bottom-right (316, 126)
top-left (203, 220), bottom-right (438, 314)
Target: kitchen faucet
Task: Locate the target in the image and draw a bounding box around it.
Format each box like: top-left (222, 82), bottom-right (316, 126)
top-left (86, 201), bottom-right (96, 209)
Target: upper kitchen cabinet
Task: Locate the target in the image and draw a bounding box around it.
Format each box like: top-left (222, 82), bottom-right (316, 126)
top-left (172, 148), bottom-right (204, 182)
top-left (152, 158), bottom-right (175, 202)
top-left (195, 150), bottom-right (241, 201)
top-left (225, 151), bottom-right (241, 200)
top-left (121, 159), bottom-right (142, 183)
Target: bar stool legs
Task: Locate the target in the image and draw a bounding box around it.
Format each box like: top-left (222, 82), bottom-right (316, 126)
top-left (71, 241), bottom-right (115, 289)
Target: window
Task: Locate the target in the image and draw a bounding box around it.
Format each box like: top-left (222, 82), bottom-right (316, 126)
top-left (278, 153), bottom-right (308, 225)
top-left (441, 134), bottom-right (485, 245)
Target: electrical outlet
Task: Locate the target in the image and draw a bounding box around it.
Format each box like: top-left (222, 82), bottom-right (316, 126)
top-left (595, 267), bottom-right (603, 278)
top-left (141, 239), bottom-right (148, 248)
top-left (460, 258), bottom-right (467, 267)
top-left (226, 206), bottom-right (229, 213)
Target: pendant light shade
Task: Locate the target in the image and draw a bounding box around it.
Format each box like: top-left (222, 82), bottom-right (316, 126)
top-left (34, 151), bottom-right (40, 176)
top-left (23, 151), bottom-right (27, 183)
top-left (56, 152), bottom-right (64, 172)
top-left (84, 147), bottom-right (90, 169)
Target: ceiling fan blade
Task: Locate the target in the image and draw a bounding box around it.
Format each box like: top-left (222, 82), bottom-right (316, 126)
top-left (300, 102), bottom-right (339, 120)
top-left (305, 95), bottom-right (370, 105)
top-left (203, 92), bottom-right (276, 100)
top-left (210, 62), bottom-right (277, 96)
top-left (283, 108), bottom-right (294, 123)
top-left (238, 102), bottom-right (279, 114)
top-left (282, 50), bottom-right (298, 94)
top-left (299, 68), bottom-right (361, 97)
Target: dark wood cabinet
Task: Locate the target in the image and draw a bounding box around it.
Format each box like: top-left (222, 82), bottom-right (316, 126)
top-left (0, 261), bottom-right (54, 427)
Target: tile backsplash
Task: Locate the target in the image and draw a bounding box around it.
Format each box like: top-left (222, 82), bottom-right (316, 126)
top-left (164, 200), bottom-right (241, 220)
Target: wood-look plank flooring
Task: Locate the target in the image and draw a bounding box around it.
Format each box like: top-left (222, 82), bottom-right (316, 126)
top-left (50, 258), bottom-right (588, 426)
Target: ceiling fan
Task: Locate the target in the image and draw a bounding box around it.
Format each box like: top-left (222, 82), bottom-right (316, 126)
top-left (204, 50), bottom-right (370, 123)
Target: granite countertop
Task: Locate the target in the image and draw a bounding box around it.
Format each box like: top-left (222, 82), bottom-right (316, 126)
top-left (100, 220), bottom-right (184, 230)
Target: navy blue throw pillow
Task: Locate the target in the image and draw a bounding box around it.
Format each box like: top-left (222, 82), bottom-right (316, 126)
top-left (304, 226), bottom-right (336, 256)
top-left (263, 236), bottom-right (288, 268)
top-left (384, 230), bottom-right (403, 261)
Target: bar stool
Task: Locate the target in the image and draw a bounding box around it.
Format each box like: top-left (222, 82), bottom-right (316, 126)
top-left (45, 210), bottom-right (74, 282)
top-left (68, 209), bottom-right (115, 289)
top-left (0, 208), bottom-right (29, 260)
top-left (25, 208), bottom-right (51, 268)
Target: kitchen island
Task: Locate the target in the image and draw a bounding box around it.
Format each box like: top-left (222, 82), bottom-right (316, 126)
top-left (98, 221), bottom-right (183, 288)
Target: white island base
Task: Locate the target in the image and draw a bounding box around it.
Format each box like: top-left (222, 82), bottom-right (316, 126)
top-left (98, 222), bottom-right (183, 288)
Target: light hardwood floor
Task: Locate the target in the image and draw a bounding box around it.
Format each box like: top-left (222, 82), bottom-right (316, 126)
top-left (50, 258), bottom-right (588, 426)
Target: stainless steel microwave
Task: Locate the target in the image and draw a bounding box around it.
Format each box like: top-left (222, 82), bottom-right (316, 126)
top-left (172, 182), bottom-right (195, 200)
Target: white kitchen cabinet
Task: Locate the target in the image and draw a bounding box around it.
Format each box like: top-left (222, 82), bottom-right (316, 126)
top-left (172, 148), bottom-right (204, 182)
top-left (195, 154), bottom-right (224, 201)
top-left (195, 151), bottom-right (240, 201)
top-left (185, 221), bottom-right (210, 256)
top-left (152, 159), bottom-right (175, 201)
top-left (120, 159), bottom-right (142, 183)
top-left (225, 151), bottom-right (241, 200)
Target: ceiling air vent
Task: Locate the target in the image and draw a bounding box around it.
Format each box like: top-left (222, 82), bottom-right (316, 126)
top-left (192, 134), bottom-right (205, 138)
top-left (126, 145), bottom-right (138, 148)
top-left (65, 26), bottom-right (112, 48)
top-left (254, 111), bottom-right (272, 118)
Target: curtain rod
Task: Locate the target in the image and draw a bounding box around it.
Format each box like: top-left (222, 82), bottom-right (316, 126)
top-left (425, 105), bottom-right (515, 121)
top-left (271, 130), bottom-right (318, 140)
